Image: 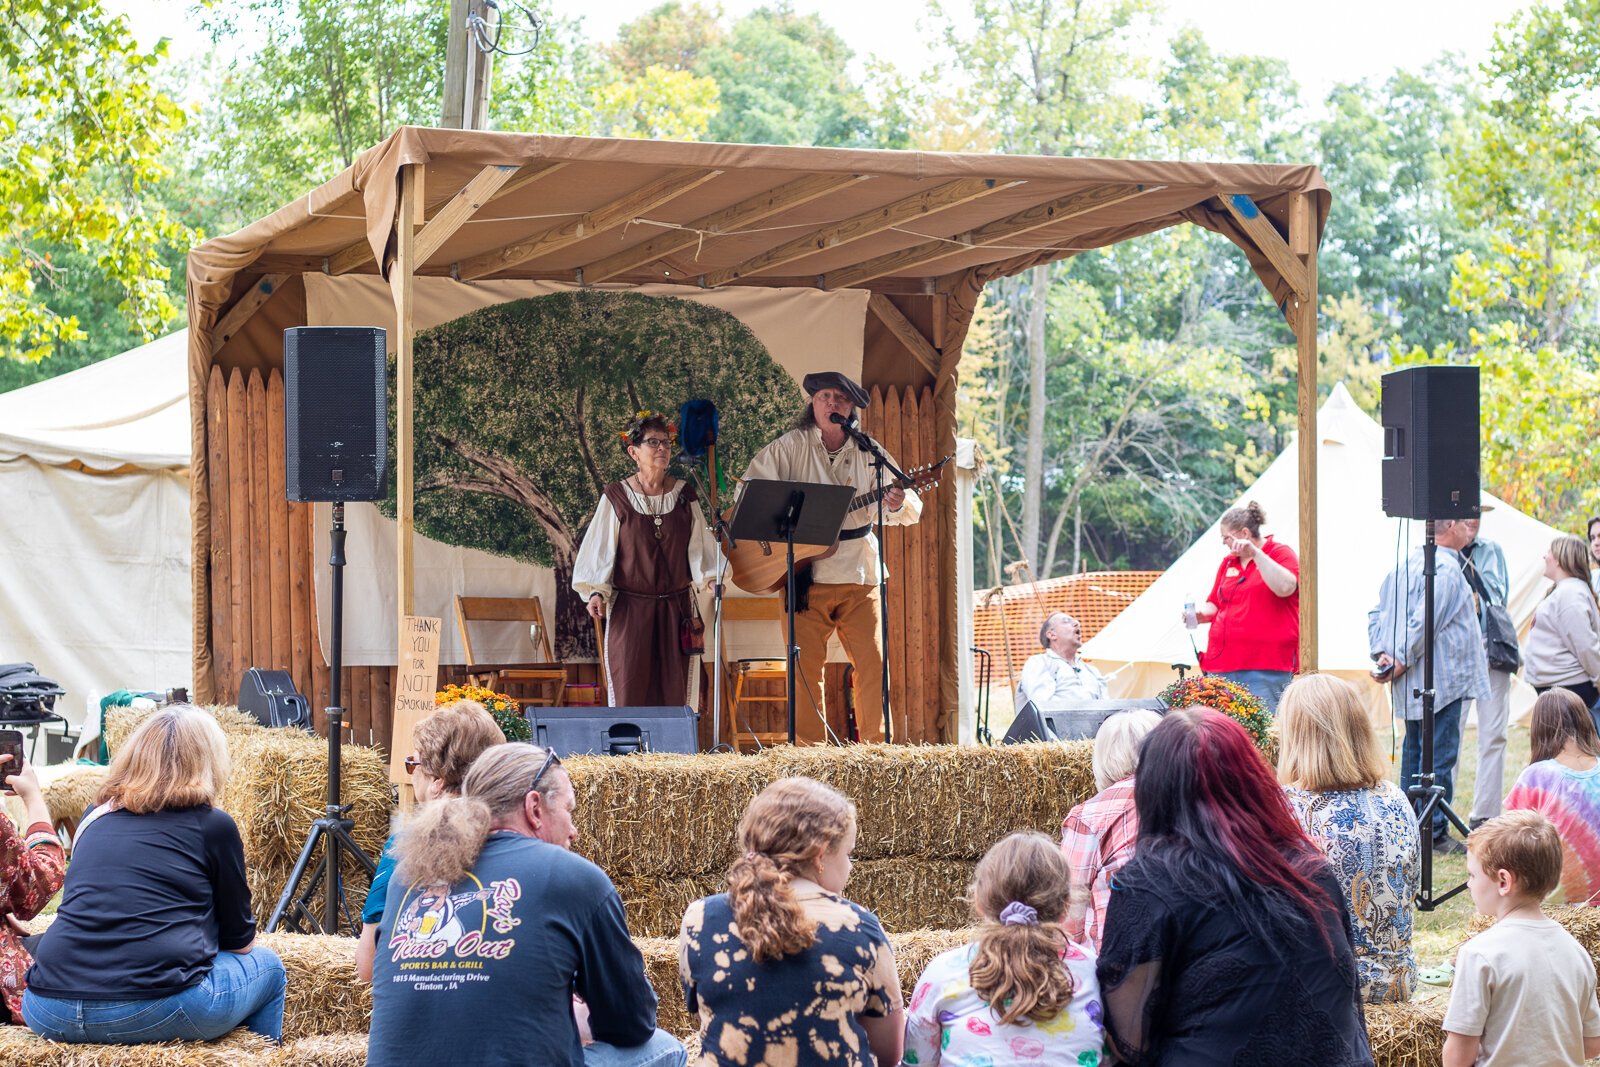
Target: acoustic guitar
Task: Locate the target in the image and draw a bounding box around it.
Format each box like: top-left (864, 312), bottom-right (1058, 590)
top-left (721, 456), bottom-right (951, 594)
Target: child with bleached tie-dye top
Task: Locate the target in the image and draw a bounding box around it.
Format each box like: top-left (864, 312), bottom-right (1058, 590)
top-left (902, 833), bottom-right (1104, 1067)
top-left (1505, 688), bottom-right (1600, 905)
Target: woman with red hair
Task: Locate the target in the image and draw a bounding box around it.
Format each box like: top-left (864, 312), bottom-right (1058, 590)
top-left (1096, 708), bottom-right (1373, 1065)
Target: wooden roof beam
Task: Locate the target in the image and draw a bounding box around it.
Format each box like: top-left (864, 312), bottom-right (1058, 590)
top-left (582, 172), bottom-right (872, 284)
top-left (869, 294), bottom-right (940, 377)
top-left (700, 177), bottom-right (1021, 289)
top-left (1219, 192), bottom-right (1312, 301)
top-left (325, 161), bottom-right (571, 276)
top-left (824, 183), bottom-right (1158, 290)
top-left (209, 274), bottom-right (289, 349)
top-left (455, 168), bottom-right (723, 282)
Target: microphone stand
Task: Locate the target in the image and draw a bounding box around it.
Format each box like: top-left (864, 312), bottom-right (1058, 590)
top-left (676, 449), bottom-right (736, 749)
top-left (832, 414), bottom-right (909, 743)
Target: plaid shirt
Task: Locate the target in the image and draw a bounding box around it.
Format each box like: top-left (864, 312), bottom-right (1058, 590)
top-left (1060, 777), bottom-right (1139, 951)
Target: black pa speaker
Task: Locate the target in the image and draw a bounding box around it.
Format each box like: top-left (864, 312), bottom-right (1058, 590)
top-left (525, 706), bottom-right (699, 757)
top-left (284, 326), bottom-right (388, 502)
top-left (237, 668), bottom-right (311, 731)
top-left (1380, 365), bottom-right (1480, 520)
top-left (1002, 699), bottom-right (1165, 744)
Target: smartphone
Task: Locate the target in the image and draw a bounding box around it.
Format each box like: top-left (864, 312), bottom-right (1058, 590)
top-left (0, 730), bottom-right (24, 787)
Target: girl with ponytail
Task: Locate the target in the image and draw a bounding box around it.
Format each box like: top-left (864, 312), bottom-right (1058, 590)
top-left (678, 777), bottom-right (902, 1067)
top-left (903, 833), bottom-right (1104, 1066)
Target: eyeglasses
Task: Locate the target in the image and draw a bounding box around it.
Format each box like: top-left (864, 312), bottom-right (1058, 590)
top-left (635, 437), bottom-right (673, 450)
top-left (529, 746), bottom-right (562, 795)
top-left (403, 754), bottom-right (427, 776)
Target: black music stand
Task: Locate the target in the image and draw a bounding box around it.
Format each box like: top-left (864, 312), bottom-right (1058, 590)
top-left (729, 479), bottom-right (853, 744)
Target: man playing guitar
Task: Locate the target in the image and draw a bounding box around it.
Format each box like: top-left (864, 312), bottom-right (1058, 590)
top-left (739, 371), bottom-right (922, 743)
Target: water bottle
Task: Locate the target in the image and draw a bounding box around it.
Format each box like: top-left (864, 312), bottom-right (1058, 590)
top-left (1183, 596), bottom-right (1198, 630)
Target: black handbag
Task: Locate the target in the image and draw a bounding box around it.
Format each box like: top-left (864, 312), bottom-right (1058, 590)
top-left (1461, 555), bottom-right (1523, 672)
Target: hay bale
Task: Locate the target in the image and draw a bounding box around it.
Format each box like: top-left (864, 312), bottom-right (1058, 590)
top-left (104, 706), bottom-right (264, 758)
top-left (568, 752), bottom-right (768, 879)
top-left (259, 932), bottom-right (372, 1040)
top-left (1366, 999), bottom-right (1447, 1067)
top-left (616, 872), bottom-right (724, 940)
top-left (43, 767), bottom-right (108, 839)
top-left (755, 743), bottom-right (1095, 862)
top-left (268, 1034), bottom-right (367, 1067)
top-left (0, 1026), bottom-right (276, 1066)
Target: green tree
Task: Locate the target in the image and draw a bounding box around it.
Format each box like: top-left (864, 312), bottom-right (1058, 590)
top-left (609, 1), bottom-right (723, 72)
top-left (590, 65), bottom-right (721, 140)
top-left (0, 0), bottom-right (194, 362)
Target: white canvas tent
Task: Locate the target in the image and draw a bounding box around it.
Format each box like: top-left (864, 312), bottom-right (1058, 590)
top-left (1083, 383), bottom-right (1562, 716)
top-left (0, 331), bottom-right (193, 726)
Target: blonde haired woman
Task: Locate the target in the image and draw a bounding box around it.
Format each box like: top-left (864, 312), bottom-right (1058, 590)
top-left (366, 743), bottom-right (681, 1067)
top-left (678, 778), bottom-right (902, 1067)
top-left (1278, 674), bottom-right (1419, 1003)
top-left (1525, 534), bottom-right (1600, 715)
top-left (24, 706), bottom-right (287, 1044)
top-left (1060, 708), bottom-right (1162, 949)
top-left (905, 833), bottom-right (1103, 1066)
top-left (356, 699), bottom-right (504, 981)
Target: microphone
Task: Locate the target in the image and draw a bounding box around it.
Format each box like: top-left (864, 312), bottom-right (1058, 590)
top-left (828, 412), bottom-right (857, 428)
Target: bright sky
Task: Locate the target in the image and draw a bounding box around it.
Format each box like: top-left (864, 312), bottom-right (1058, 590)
top-left (115, 0), bottom-right (1532, 109)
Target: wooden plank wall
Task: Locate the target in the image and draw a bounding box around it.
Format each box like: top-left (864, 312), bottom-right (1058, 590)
top-left (205, 371), bottom-right (947, 752)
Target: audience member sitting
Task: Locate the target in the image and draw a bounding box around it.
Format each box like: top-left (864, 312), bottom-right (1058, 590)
top-left (1060, 707), bottom-right (1162, 949)
top-left (1015, 612), bottom-right (1108, 709)
top-left (356, 699), bottom-right (503, 981)
top-left (1277, 673), bottom-right (1420, 1003)
top-left (1443, 810), bottom-right (1600, 1067)
top-left (1505, 688), bottom-right (1600, 905)
top-left (367, 743), bottom-right (682, 1067)
top-left (905, 831), bottom-right (1103, 1065)
top-left (0, 750), bottom-right (66, 1025)
top-left (678, 777), bottom-right (901, 1067)
top-left (24, 706), bottom-right (286, 1044)
top-left (1097, 707), bottom-right (1372, 1065)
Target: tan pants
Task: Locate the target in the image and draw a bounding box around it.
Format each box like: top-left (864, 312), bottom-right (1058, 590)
top-left (788, 582), bottom-right (884, 744)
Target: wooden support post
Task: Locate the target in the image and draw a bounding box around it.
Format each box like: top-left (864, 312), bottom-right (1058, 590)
top-left (868, 293), bottom-right (941, 377)
top-left (1291, 192), bottom-right (1318, 673)
top-left (392, 165), bottom-right (420, 632)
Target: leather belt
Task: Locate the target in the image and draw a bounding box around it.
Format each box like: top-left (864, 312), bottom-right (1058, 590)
top-left (838, 525), bottom-right (872, 541)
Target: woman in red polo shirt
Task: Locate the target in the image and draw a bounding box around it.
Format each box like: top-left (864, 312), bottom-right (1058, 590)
top-left (1193, 501), bottom-right (1300, 712)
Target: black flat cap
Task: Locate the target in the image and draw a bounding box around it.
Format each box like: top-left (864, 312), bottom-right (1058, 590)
top-left (802, 371), bottom-right (870, 409)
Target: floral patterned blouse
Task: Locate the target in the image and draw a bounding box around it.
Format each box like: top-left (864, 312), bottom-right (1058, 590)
top-left (1283, 780), bottom-right (1419, 1003)
top-left (904, 939), bottom-right (1104, 1067)
top-left (0, 816), bottom-right (65, 1023)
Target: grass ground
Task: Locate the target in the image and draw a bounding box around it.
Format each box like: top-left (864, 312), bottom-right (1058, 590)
top-left (976, 685), bottom-right (1527, 1002)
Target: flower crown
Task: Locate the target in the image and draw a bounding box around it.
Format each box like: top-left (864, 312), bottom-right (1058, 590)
top-left (618, 410), bottom-right (678, 442)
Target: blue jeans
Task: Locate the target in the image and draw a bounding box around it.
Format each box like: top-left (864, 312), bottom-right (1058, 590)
top-left (23, 947), bottom-right (286, 1044)
top-left (584, 1029), bottom-right (687, 1067)
top-left (1400, 698), bottom-right (1464, 841)
top-left (1214, 670), bottom-right (1294, 715)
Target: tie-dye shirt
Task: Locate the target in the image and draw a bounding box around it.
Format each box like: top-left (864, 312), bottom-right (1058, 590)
top-left (903, 939), bottom-right (1104, 1067)
top-left (1505, 758), bottom-right (1600, 905)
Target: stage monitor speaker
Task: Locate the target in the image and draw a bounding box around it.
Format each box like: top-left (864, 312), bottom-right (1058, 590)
top-left (237, 668), bottom-right (311, 731)
top-left (526, 706), bottom-right (699, 757)
top-left (1380, 365), bottom-right (1480, 520)
top-left (1002, 699), bottom-right (1165, 744)
top-left (284, 326), bottom-right (388, 502)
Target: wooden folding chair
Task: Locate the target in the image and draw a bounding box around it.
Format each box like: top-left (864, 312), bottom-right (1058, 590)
top-left (454, 595), bottom-right (566, 707)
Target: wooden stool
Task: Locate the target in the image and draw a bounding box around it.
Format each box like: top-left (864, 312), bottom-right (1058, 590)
top-left (729, 658), bottom-right (789, 752)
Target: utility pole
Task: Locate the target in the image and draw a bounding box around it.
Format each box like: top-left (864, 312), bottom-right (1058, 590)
top-left (441, 0), bottom-right (493, 129)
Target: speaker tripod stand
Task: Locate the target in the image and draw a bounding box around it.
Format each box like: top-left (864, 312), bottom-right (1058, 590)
top-left (1406, 520), bottom-right (1470, 911)
top-left (268, 502), bottom-right (376, 934)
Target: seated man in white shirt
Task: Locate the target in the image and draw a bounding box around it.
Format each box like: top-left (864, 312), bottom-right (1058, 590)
top-left (1016, 612), bottom-right (1108, 710)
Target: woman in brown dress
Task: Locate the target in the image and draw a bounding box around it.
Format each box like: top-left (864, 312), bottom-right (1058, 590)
top-left (573, 412), bottom-right (716, 706)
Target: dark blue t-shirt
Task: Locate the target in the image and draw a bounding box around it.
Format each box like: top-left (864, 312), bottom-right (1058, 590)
top-left (26, 805), bottom-right (256, 1000)
top-left (367, 832), bottom-right (658, 1067)
top-left (361, 833), bottom-right (398, 925)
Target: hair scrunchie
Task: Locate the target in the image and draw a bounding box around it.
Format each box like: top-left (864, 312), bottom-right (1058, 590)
top-left (998, 901), bottom-right (1039, 926)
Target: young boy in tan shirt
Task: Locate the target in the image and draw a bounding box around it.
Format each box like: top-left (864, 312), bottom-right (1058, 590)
top-left (1443, 810), bottom-right (1600, 1067)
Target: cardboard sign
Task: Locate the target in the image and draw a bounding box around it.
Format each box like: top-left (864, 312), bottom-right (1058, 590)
top-left (390, 615), bottom-right (443, 784)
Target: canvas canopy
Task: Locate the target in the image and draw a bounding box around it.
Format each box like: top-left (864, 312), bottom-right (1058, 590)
top-left (186, 127), bottom-right (1329, 735)
top-left (1082, 383), bottom-right (1561, 715)
top-left (0, 330), bottom-right (193, 720)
